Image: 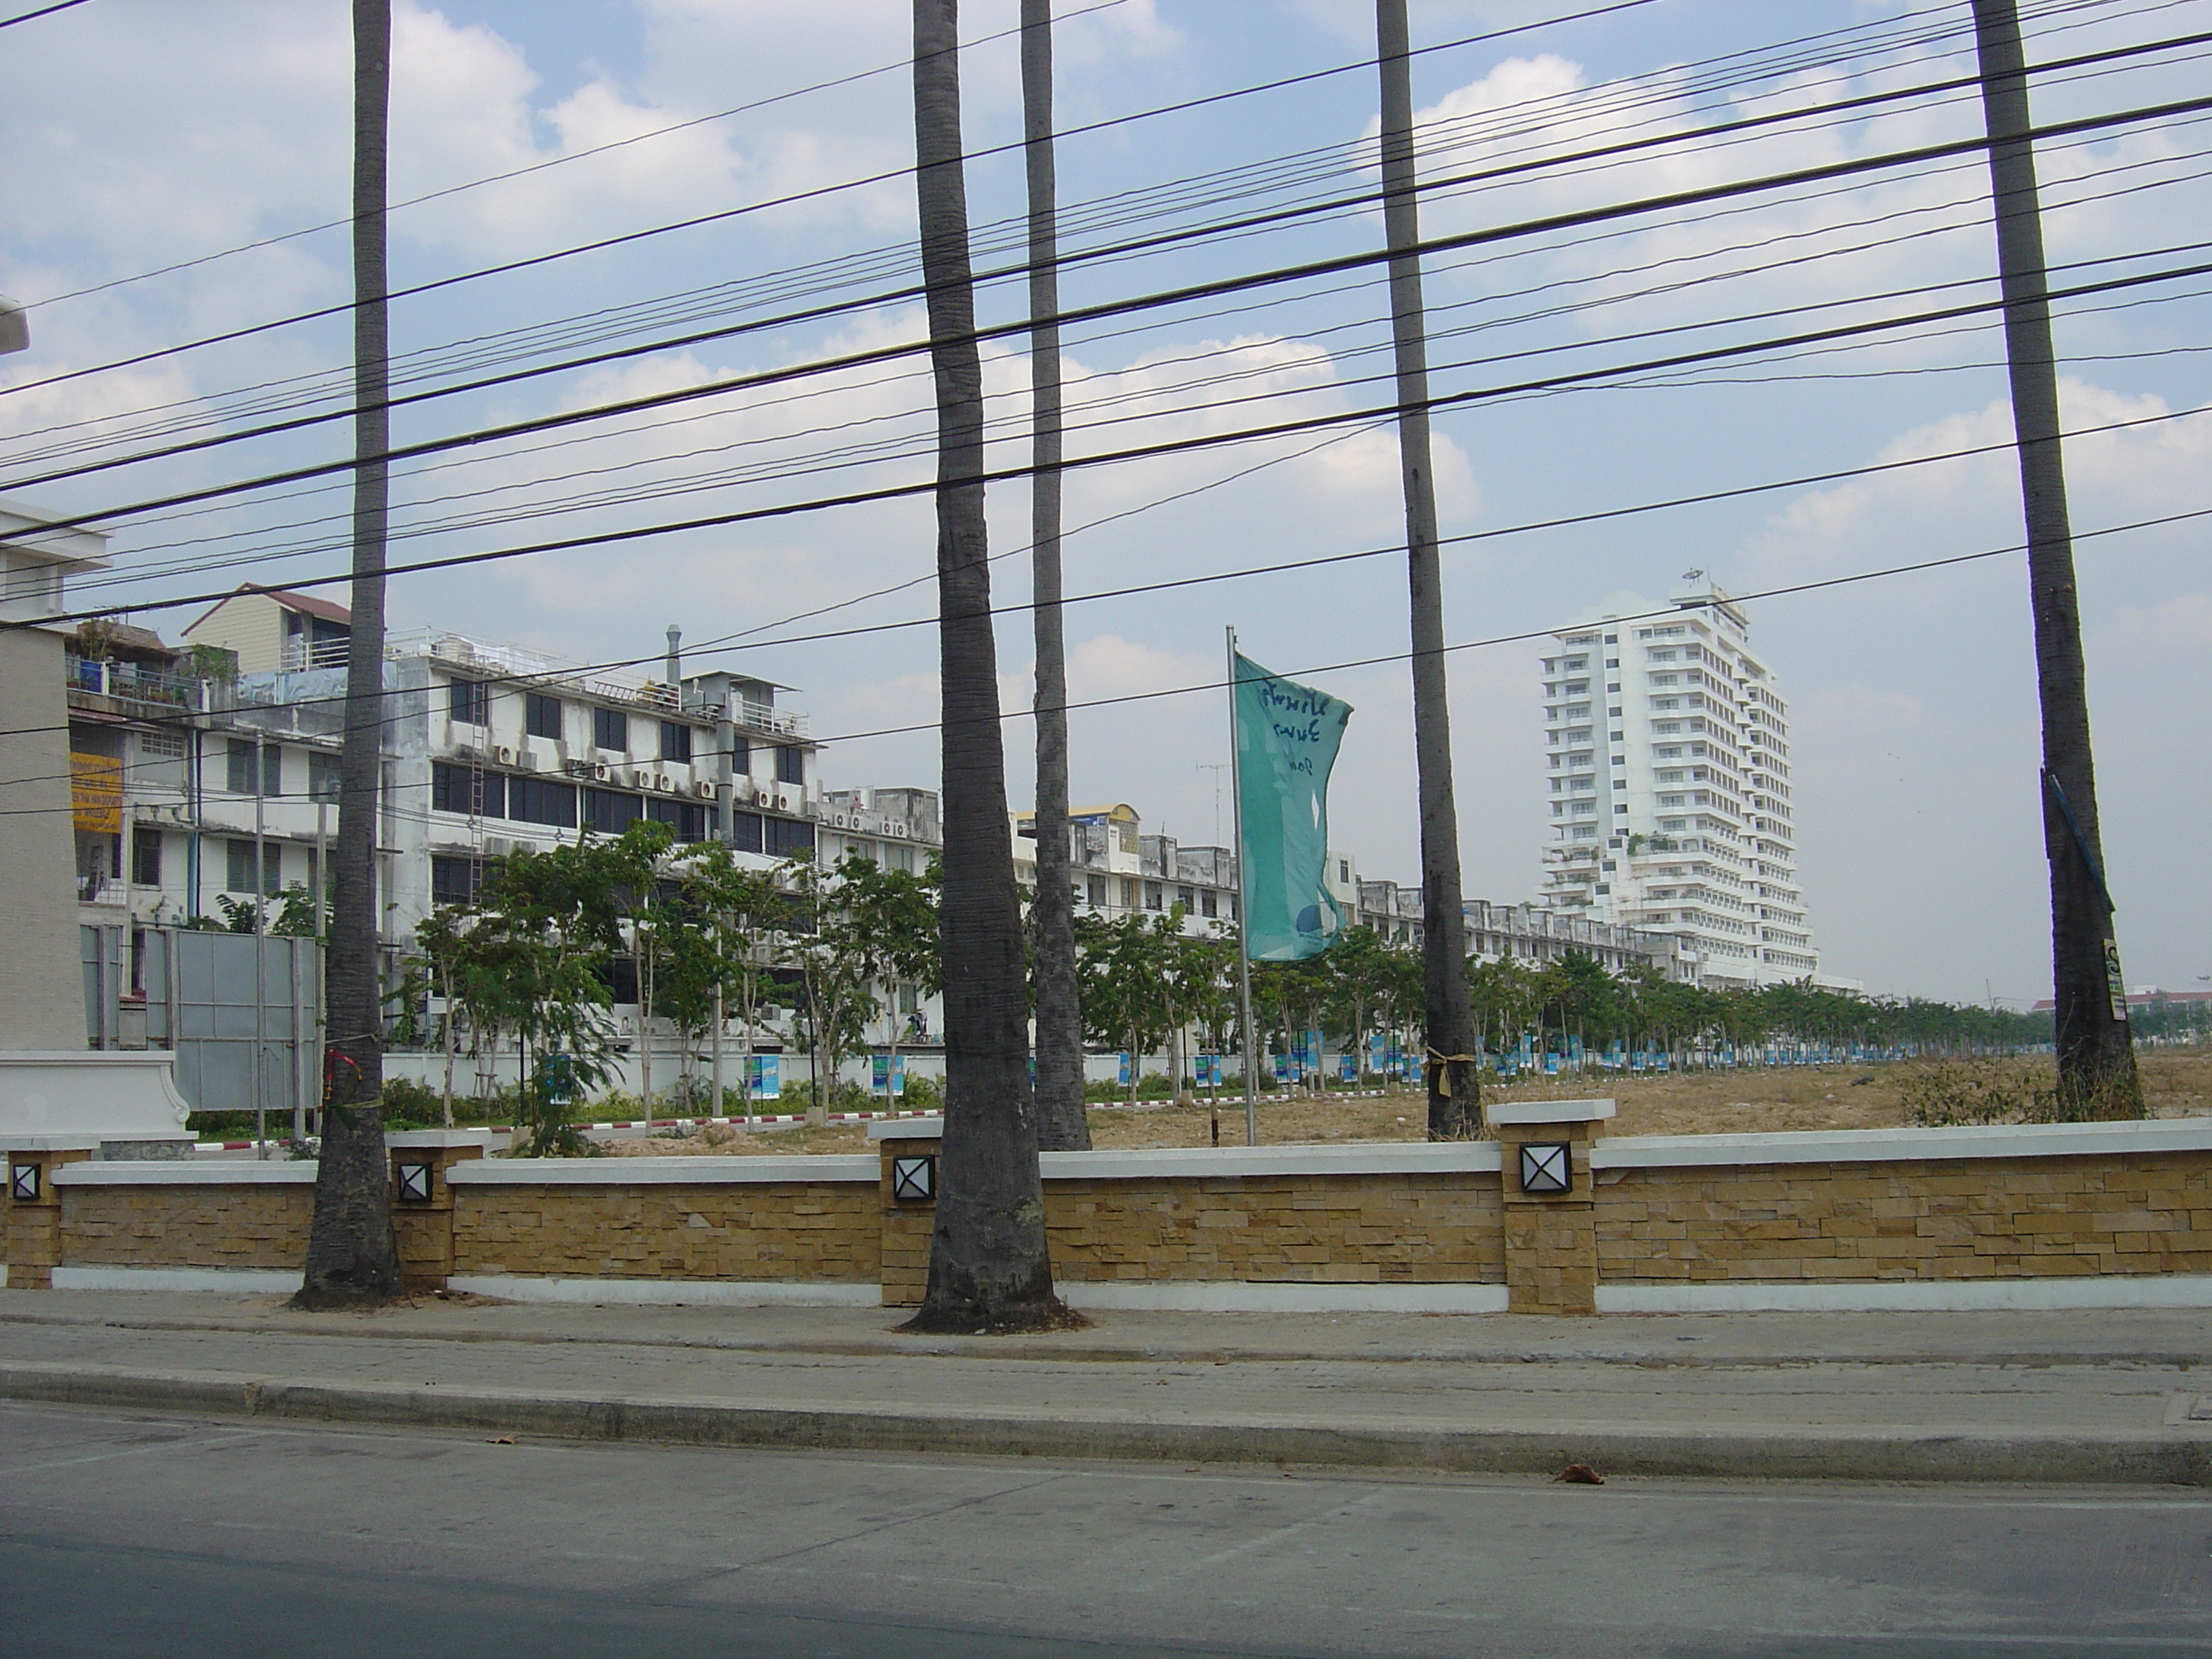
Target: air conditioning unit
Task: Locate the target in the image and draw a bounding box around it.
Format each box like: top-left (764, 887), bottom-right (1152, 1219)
top-left (492, 745), bottom-right (515, 765)
top-left (755, 790), bottom-right (772, 807)
top-left (483, 837), bottom-right (511, 857)
top-left (655, 773), bottom-right (673, 794)
top-left (691, 780), bottom-right (715, 799)
top-left (591, 763), bottom-right (609, 782)
top-left (521, 750), bottom-right (542, 771)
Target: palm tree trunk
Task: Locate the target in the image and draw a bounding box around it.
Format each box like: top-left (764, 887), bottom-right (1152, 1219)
top-left (1023, 0), bottom-right (1088, 1153)
top-left (1376, 0), bottom-right (1480, 1138)
top-left (295, 0), bottom-right (400, 1309)
top-left (903, 0), bottom-right (1071, 1333)
top-left (1971, 0), bottom-right (2139, 1119)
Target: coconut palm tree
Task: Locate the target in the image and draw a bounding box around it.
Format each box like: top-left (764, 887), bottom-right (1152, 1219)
top-left (296, 0), bottom-right (399, 1308)
top-left (904, 0), bottom-right (1074, 1332)
top-left (1022, 0), bottom-right (1087, 1153)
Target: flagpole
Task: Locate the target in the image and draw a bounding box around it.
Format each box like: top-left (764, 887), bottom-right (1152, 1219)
top-left (1225, 626), bottom-right (1260, 1147)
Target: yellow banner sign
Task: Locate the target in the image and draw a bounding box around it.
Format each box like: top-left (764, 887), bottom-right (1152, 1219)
top-left (71, 752), bottom-right (123, 834)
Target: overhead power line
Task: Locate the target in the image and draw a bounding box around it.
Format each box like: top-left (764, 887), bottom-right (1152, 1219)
top-left (0, 0), bottom-right (90, 26)
top-left (3, 501), bottom-right (2206, 804)
top-left (9, 0), bottom-right (1659, 341)
top-left (18, 23), bottom-right (2197, 472)
top-left (6, 0), bottom-right (2176, 420)
top-left (22, 256), bottom-right (2212, 634)
top-left (14, 79), bottom-right (2211, 537)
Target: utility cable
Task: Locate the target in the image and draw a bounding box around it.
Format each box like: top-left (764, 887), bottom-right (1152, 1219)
top-left (7, 0), bottom-right (2173, 428)
top-left (15, 79), bottom-right (2212, 534)
top-left (5, 501), bottom-right (2206, 809)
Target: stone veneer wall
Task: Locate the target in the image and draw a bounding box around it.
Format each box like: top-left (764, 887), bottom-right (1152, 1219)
top-left (17, 1120), bottom-right (2212, 1313)
top-left (58, 1170), bottom-right (313, 1272)
top-left (449, 1159), bottom-right (882, 1286)
top-left (1596, 1150), bottom-right (2212, 1284)
top-left (1044, 1172), bottom-right (1505, 1284)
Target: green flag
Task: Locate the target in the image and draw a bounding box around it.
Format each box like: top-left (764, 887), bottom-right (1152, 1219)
top-left (1234, 651), bottom-right (1352, 961)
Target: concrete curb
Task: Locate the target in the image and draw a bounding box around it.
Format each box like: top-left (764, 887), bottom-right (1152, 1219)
top-left (6, 1308), bottom-right (2212, 1371)
top-left (6, 1360), bottom-right (2209, 1487)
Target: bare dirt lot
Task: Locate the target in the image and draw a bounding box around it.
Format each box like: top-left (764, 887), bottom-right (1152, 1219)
top-left (602, 1050), bottom-right (2212, 1155)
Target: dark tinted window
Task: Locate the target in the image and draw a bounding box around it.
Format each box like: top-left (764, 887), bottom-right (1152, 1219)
top-left (646, 797), bottom-right (707, 842)
top-left (430, 856), bottom-right (481, 906)
top-left (526, 693), bottom-right (563, 741)
top-left (131, 829), bottom-right (162, 888)
top-left (509, 777), bottom-right (577, 828)
top-left (659, 720), bottom-right (693, 762)
top-left (431, 763), bottom-right (504, 819)
top-left (593, 707), bottom-right (627, 752)
top-left (448, 678), bottom-right (489, 725)
top-left (583, 788), bottom-right (643, 835)
top-left (776, 744), bottom-right (804, 784)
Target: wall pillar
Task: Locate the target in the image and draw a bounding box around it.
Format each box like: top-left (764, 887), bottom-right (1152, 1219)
top-left (387, 1132), bottom-right (486, 1292)
top-left (4, 1139), bottom-right (97, 1289)
top-left (871, 1118), bottom-right (941, 1307)
top-left (1490, 1097), bottom-right (1615, 1315)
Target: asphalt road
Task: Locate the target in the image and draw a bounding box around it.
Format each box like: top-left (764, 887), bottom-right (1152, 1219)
top-left (3, 1402), bottom-right (2209, 1658)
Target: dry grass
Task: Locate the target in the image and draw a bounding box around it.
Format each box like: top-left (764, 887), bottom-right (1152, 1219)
top-left (602, 1051), bottom-right (2212, 1156)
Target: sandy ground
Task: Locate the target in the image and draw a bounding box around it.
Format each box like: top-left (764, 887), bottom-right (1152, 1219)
top-left (600, 1050), bottom-right (2212, 1155)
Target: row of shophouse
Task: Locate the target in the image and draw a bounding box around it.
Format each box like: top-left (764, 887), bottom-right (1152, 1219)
top-left (64, 588), bottom-right (1697, 1060)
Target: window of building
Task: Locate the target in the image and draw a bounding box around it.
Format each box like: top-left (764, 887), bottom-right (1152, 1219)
top-left (1144, 882), bottom-right (1163, 911)
top-left (658, 720), bottom-right (693, 763)
top-left (776, 744), bottom-right (804, 784)
top-left (1336, 859), bottom-right (1349, 883)
top-left (224, 738), bottom-right (282, 797)
top-left (526, 693), bottom-right (563, 741)
top-left (448, 678), bottom-right (489, 726)
top-left (430, 855), bottom-right (483, 907)
top-left (646, 796), bottom-right (707, 842)
top-left (1087, 875), bottom-right (1107, 906)
top-left (131, 829), bottom-right (162, 888)
top-left (431, 763), bottom-right (505, 818)
top-left (730, 738), bottom-right (751, 777)
top-left (225, 839), bottom-right (281, 896)
top-left (592, 707), bottom-right (628, 753)
top-left (1200, 890), bottom-right (1217, 918)
top-left (765, 815), bottom-right (814, 858)
top-left (583, 788), bottom-right (643, 835)
top-left (137, 729), bottom-right (186, 760)
top-left (508, 777), bottom-right (578, 829)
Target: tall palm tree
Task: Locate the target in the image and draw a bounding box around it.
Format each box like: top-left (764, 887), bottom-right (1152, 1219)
top-left (296, 0), bottom-right (401, 1307)
top-left (1376, 0), bottom-right (1480, 1137)
top-left (1970, 0), bottom-right (2139, 1118)
top-left (904, 0), bottom-right (1075, 1331)
top-left (1022, 0), bottom-right (1088, 1152)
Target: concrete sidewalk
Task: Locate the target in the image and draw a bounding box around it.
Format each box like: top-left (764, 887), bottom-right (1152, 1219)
top-left (3, 1288), bottom-right (2209, 1486)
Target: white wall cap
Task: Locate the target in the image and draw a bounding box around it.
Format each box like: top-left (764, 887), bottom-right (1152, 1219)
top-left (3, 1136), bottom-right (102, 1152)
top-left (386, 1130), bottom-right (503, 1149)
top-left (449, 1155), bottom-right (878, 1185)
top-left (56, 1160), bottom-right (317, 1185)
top-left (868, 1117), bottom-right (945, 1141)
top-left (1486, 1097), bottom-right (1617, 1126)
top-left (1592, 1116), bottom-right (2212, 1171)
top-left (1041, 1141), bottom-right (1502, 1180)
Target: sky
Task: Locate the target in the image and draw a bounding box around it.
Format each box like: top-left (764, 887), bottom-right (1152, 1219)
top-left (3, 0), bottom-right (2207, 1006)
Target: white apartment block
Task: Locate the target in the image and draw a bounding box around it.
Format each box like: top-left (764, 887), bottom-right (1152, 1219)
top-left (70, 591), bottom-right (824, 973)
top-left (1537, 579), bottom-right (1820, 989)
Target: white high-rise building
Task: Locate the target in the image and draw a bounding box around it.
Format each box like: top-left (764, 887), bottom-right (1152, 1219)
top-left (1536, 579), bottom-right (1819, 988)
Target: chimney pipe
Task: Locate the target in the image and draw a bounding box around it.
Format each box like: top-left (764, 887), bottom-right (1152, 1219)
top-left (665, 624), bottom-right (682, 688)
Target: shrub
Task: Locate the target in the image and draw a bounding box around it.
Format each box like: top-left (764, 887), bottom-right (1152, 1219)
top-left (1901, 1062), bottom-right (2064, 1126)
